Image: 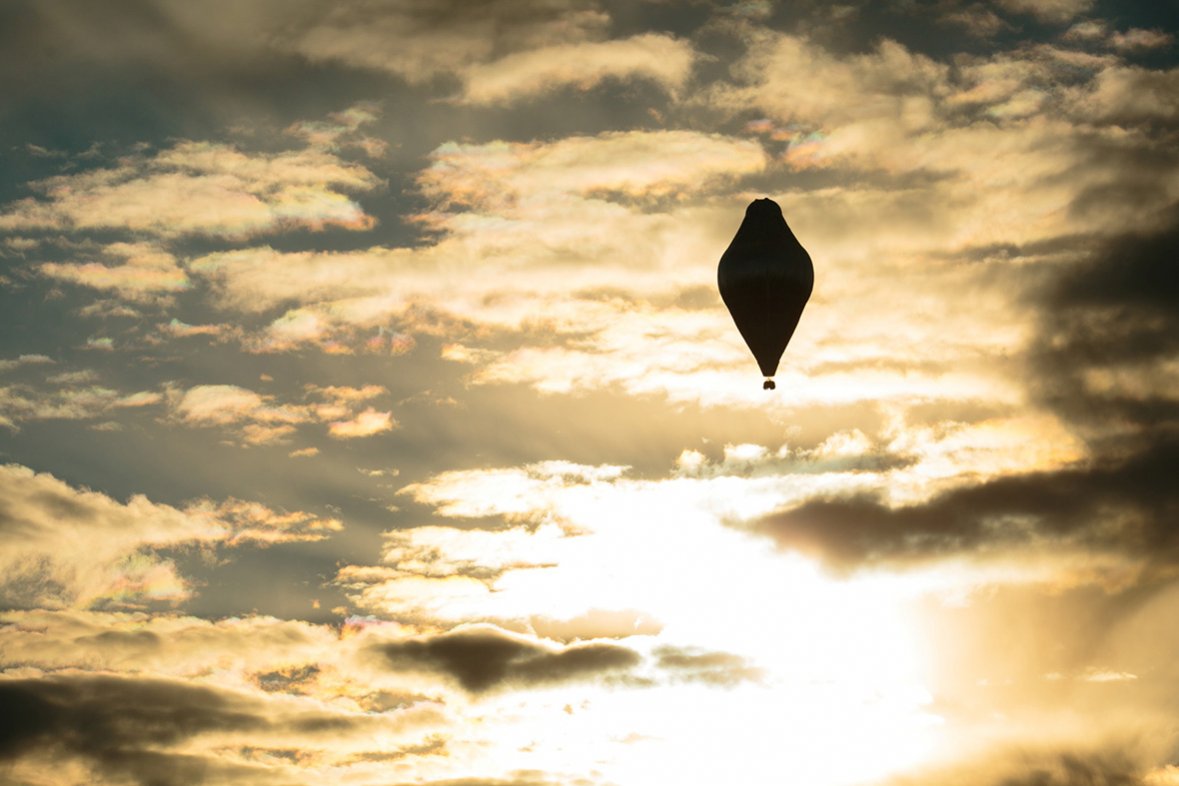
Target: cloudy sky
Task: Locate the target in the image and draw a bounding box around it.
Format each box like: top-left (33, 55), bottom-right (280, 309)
top-left (1, 1), bottom-right (1177, 784)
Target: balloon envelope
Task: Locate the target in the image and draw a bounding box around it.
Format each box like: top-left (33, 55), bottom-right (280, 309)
top-left (717, 198), bottom-right (813, 387)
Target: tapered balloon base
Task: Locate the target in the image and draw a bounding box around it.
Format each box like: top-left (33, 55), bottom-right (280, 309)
top-left (763, 379), bottom-right (776, 390)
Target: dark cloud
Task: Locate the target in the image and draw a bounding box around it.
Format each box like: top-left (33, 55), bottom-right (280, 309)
top-left (1037, 210), bottom-right (1179, 370)
top-left (288, 0), bottom-right (609, 65)
top-left (0, 673), bottom-right (269, 785)
top-left (994, 753), bottom-right (1141, 786)
top-left (756, 434), bottom-right (1178, 571)
top-left (653, 645), bottom-right (764, 686)
top-left (1030, 205), bottom-right (1179, 436)
top-left (254, 664), bottom-right (321, 693)
top-left (888, 748), bottom-right (1149, 786)
top-left (379, 627), bottom-right (640, 692)
top-left (0, 0), bottom-right (399, 157)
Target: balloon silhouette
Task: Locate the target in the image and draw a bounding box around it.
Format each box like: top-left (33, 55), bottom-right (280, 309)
top-left (718, 198), bottom-right (813, 390)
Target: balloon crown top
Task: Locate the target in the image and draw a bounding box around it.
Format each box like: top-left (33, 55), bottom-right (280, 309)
top-left (745, 198), bottom-right (783, 218)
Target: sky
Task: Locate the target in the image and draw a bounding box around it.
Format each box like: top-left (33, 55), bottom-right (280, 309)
top-left (0, 1), bottom-right (1177, 784)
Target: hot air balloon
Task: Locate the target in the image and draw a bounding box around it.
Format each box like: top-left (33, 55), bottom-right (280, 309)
top-left (718, 198), bottom-right (813, 390)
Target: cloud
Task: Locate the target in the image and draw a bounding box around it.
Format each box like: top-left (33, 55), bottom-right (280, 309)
top-left (0, 608), bottom-right (462, 785)
top-left (0, 463), bottom-right (345, 610)
top-left (0, 354), bottom-right (54, 373)
top-left (881, 742), bottom-right (1179, 786)
top-left (1108, 28), bottom-right (1174, 52)
top-left (189, 498), bottom-right (343, 545)
top-left (459, 34), bottom-right (695, 105)
top-left (169, 383), bottom-right (394, 445)
top-left (653, 646), bottom-right (764, 687)
top-left (4, 0), bottom-right (680, 111)
top-left (328, 407), bottom-right (397, 438)
top-left (0, 367), bottom-right (162, 431)
top-left (158, 35), bottom-right (1179, 412)
top-left (0, 139), bottom-right (380, 238)
top-left (186, 129), bottom-right (783, 404)
top-left (1028, 208), bottom-right (1179, 441)
top-left (0, 608), bottom-right (336, 677)
top-left (349, 455), bottom-right (863, 620)
top-left (159, 318), bottom-right (229, 339)
top-left (710, 33), bottom-right (1177, 240)
top-left (38, 242), bottom-right (189, 303)
top-left (993, 0), bottom-right (1094, 23)
top-left (937, 3), bottom-right (1009, 37)
top-left (286, 101), bottom-right (388, 157)
top-left (1069, 64), bottom-right (1179, 125)
top-left (0, 381), bottom-right (161, 430)
top-left (379, 625), bottom-right (640, 692)
top-left (340, 410), bottom-right (1123, 644)
top-left (0, 673), bottom-right (271, 785)
top-left (720, 33), bottom-right (949, 132)
top-left (1063, 22), bottom-right (1175, 52)
top-left (289, 0), bottom-right (608, 80)
top-left (398, 461), bottom-right (627, 521)
top-left (173, 384), bottom-right (307, 444)
top-left (0, 665), bottom-right (452, 785)
top-left (756, 435), bottom-right (1177, 581)
top-left (416, 130), bottom-right (765, 205)
top-left (190, 128), bottom-right (765, 305)
top-left (381, 779), bottom-right (565, 786)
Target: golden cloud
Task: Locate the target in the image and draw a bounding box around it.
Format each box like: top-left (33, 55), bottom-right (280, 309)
top-left (0, 140), bottom-right (381, 238)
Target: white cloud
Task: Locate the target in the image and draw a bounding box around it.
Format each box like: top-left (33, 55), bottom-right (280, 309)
top-left (159, 319), bottom-right (228, 339)
top-left (174, 384), bottom-right (298, 426)
top-left (328, 407), bottom-right (396, 438)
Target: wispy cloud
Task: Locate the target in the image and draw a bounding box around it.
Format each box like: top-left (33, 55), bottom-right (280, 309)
top-left (0, 379), bottom-right (161, 430)
top-left (994, 0), bottom-right (1094, 23)
top-left (0, 354), bottom-right (54, 372)
top-left (460, 33), bottom-right (695, 104)
top-left (169, 383), bottom-right (395, 445)
top-left (0, 464), bottom-right (340, 610)
top-left (39, 242), bottom-right (188, 302)
top-left (0, 140), bottom-right (381, 238)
